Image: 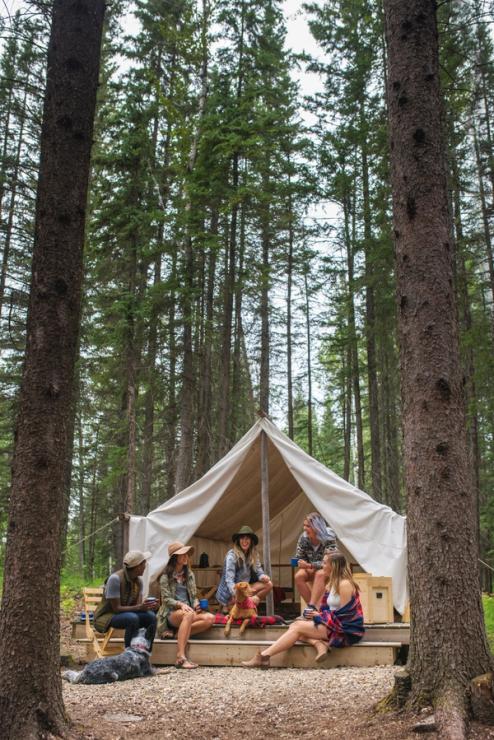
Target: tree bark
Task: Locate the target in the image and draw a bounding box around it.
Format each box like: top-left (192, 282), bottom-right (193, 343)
top-left (303, 268), bottom-right (313, 455)
top-left (0, 1), bottom-right (105, 736)
top-left (383, 0), bottom-right (492, 732)
top-left (175, 7), bottom-right (209, 491)
top-left (259, 170), bottom-right (271, 415)
top-left (195, 210), bottom-right (218, 478)
top-left (286, 167), bottom-right (294, 439)
top-left (348, 187), bottom-right (365, 489)
top-left (0, 75), bottom-right (29, 321)
top-left (361, 131), bottom-right (382, 499)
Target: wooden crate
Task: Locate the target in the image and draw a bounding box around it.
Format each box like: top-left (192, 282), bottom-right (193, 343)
top-left (354, 574), bottom-right (393, 623)
top-left (402, 601), bottom-right (411, 623)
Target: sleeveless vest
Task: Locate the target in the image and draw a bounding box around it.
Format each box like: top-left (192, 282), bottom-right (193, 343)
top-left (93, 568), bottom-right (140, 633)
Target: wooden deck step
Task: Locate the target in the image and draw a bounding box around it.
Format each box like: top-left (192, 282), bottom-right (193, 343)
top-left (79, 636), bottom-right (400, 668)
top-left (72, 620), bottom-right (409, 645)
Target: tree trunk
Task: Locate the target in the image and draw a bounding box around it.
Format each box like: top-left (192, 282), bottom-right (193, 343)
top-left (348, 187), bottom-right (365, 489)
top-left (342, 194), bottom-right (353, 481)
top-left (217, 167), bottom-right (238, 454)
top-left (175, 10), bottom-right (209, 491)
top-left (472, 123), bottom-right (494, 339)
top-left (77, 412), bottom-right (86, 569)
top-left (286, 169), bottom-right (294, 439)
top-left (303, 268), bottom-right (313, 455)
top-left (259, 170), bottom-right (271, 415)
top-left (451, 149), bottom-right (481, 558)
top-left (383, 0), bottom-right (492, 733)
top-left (0, 76), bottom-right (29, 320)
top-left (361, 133), bottom-right (382, 499)
top-left (195, 210), bottom-right (218, 478)
top-left (217, 4), bottom-right (245, 454)
top-left (0, 2), bottom-right (105, 736)
top-left (165, 249), bottom-right (178, 500)
top-left (231, 195), bottom-right (246, 438)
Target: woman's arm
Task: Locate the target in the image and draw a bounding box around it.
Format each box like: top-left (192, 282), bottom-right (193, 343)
top-left (189, 570), bottom-right (199, 608)
top-left (295, 534), bottom-right (306, 561)
top-left (223, 551), bottom-right (238, 599)
top-left (338, 579), bottom-right (354, 607)
top-left (160, 574), bottom-right (181, 611)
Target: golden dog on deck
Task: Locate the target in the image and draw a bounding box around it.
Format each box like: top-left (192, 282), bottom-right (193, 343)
top-left (224, 581), bottom-right (258, 636)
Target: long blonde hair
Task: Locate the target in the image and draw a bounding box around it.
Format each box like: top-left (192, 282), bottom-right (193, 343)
top-left (325, 550), bottom-right (359, 596)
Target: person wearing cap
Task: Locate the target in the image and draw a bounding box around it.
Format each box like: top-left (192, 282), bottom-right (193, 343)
top-left (216, 525), bottom-right (273, 610)
top-left (157, 542), bottom-right (215, 669)
top-left (93, 550), bottom-right (157, 649)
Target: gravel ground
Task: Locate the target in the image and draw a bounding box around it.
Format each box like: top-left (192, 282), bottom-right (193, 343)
top-left (64, 665), bottom-right (404, 739)
top-left (64, 664), bottom-right (488, 740)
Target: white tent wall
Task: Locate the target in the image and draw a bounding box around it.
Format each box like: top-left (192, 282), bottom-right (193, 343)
top-left (129, 418), bottom-right (408, 613)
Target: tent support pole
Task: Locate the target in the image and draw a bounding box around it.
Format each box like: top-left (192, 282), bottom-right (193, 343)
top-left (260, 430), bottom-right (274, 615)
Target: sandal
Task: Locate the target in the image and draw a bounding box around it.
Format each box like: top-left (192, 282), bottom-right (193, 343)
top-left (175, 656), bottom-right (198, 669)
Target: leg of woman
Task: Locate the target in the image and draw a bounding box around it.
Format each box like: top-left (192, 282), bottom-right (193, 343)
top-left (294, 569), bottom-right (314, 604)
top-left (241, 620), bottom-right (328, 667)
top-left (261, 621), bottom-right (328, 658)
top-left (309, 569), bottom-right (327, 609)
top-left (189, 612), bottom-right (215, 635)
top-left (250, 579), bottom-right (274, 603)
top-left (167, 609), bottom-right (195, 661)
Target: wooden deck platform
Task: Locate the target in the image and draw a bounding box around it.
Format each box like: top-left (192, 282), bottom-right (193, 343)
top-left (72, 621), bottom-right (409, 669)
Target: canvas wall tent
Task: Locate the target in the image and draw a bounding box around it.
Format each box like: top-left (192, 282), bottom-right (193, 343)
top-left (129, 417), bottom-right (408, 614)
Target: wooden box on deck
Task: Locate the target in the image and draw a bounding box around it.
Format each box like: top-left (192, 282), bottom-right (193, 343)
top-left (353, 573), bottom-right (393, 623)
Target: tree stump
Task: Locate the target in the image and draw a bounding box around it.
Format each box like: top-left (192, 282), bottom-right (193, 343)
top-left (394, 668), bottom-right (412, 708)
top-left (471, 673), bottom-right (494, 725)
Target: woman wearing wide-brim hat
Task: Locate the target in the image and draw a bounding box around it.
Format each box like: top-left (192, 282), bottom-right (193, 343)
top-left (157, 541), bottom-right (215, 669)
top-left (216, 525), bottom-right (273, 611)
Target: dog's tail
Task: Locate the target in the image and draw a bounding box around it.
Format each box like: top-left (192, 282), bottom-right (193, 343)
top-left (62, 670), bottom-right (81, 684)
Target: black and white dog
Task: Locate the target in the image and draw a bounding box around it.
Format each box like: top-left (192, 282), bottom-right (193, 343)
top-left (63, 627), bottom-right (155, 684)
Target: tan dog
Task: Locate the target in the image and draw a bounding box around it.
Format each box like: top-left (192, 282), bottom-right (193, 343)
top-left (224, 581), bottom-right (258, 636)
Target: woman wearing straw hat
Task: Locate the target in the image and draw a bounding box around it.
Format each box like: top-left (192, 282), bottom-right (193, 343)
top-left (94, 549), bottom-right (158, 649)
top-left (216, 525), bottom-right (273, 611)
top-left (157, 541), bottom-right (215, 669)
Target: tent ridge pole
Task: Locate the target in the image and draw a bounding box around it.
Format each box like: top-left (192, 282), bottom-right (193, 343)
top-left (260, 429), bottom-right (274, 615)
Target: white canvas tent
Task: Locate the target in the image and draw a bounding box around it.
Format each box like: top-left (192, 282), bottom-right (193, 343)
top-left (129, 417), bottom-right (408, 614)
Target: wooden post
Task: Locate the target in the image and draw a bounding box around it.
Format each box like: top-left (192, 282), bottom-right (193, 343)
top-left (260, 429), bottom-right (274, 615)
top-left (120, 512), bottom-right (130, 557)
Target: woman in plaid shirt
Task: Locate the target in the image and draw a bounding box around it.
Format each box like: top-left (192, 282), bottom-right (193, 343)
top-left (294, 512), bottom-right (337, 611)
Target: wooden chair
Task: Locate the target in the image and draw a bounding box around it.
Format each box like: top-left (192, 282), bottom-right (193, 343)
top-left (82, 587), bottom-right (119, 658)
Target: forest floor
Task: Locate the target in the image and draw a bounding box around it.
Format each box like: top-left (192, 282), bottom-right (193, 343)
top-left (60, 613), bottom-right (494, 739)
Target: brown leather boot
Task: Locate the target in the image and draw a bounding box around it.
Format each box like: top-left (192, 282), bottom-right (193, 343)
top-left (241, 651), bottom-right (270, 669)
top-left (314, 640), bottom-right (331, 663)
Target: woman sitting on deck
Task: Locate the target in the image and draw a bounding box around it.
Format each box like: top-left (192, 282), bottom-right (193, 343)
top-left (294, 512), bottom-right (337, 613)
top-left (157, 541), bottom-right (215, 669)
top-left (216, 525), bottom-right (273, 611)
top-left (241, 550), bottom-right (364, 668)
